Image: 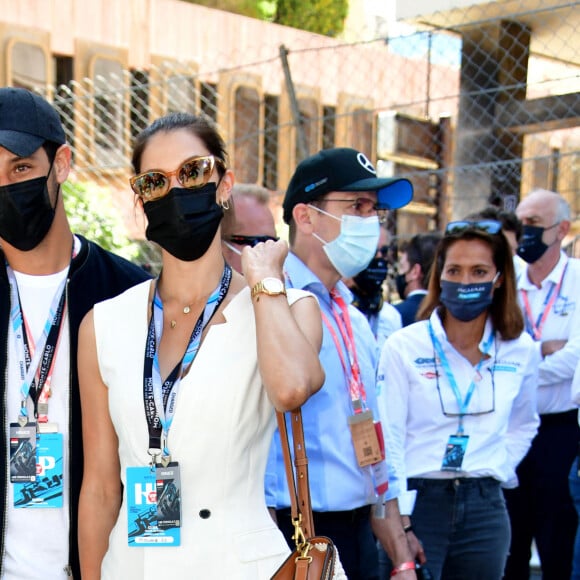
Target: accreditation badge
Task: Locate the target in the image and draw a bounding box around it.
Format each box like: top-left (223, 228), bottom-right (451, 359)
top-left (441, 434), bottom-right (469, 472)
top-left (13, 431), bottom-right (63, 508)
top-left (126, 466), bottom-right (181, 547)
top-left (9, 423), bottom-right (37, 483)
top-left (348, 410), bottom-right (383, 468)
top-left (156, 462), bottom-right (182, 530)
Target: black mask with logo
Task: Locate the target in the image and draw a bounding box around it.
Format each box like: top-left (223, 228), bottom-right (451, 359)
top-left (0, 175), bottom-right (57, 251)
top-left (516, 224), bottom-right (552, 264)
top-left (352, 256), bottom-right (388, 317)
top-left (143, 183), bottom-right (223, 262)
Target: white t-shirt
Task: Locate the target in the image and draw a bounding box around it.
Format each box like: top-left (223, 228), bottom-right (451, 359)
top-left (3, 267), bottom-right (71, 579)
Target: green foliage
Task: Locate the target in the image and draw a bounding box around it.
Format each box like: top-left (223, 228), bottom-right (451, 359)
top-left (63, 181), bottom-right (138, 261)
top-left (179, 0), bottom-right (347, 34)
top-left (274, 0), bottom-right (348, 36)
top-left (180, 0), bottom-right (262, 18)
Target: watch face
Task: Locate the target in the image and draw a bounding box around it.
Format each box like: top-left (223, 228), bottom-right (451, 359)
top-left (264, 277), bottom-right (284, 293)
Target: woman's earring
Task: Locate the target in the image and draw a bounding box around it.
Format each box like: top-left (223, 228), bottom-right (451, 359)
top-left (220, 199), bottom-right (230, 211)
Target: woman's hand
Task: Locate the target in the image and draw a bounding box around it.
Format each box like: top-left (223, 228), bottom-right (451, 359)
top-left (241, 239), bottom-right (288, 288)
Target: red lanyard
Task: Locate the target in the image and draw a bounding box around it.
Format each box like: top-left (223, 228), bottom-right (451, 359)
top-left (321, 289), bottom-right (367, 409)
top-left (521, 261), bottom-right (568, 341)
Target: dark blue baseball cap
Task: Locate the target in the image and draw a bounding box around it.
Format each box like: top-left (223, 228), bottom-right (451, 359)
top-left (0, 87), bottom-right (65, 157)
top-left (283, 147), bottom-right (413, 224)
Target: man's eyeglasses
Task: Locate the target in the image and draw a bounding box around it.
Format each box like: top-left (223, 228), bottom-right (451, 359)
top-left (130, 155), bottom-right (226, 201)
top-left (227, 235), bottom-right (279, 247)
top-left (445, 219), bottom-right (502, 236)
top-left (318, 198), bottom-right (388, 223)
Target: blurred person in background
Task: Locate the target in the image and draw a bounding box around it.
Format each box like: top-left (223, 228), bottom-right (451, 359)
top-left (221, 183), bottom-right (278, 273)
top-left (347, 226), bottom-right (402, 351)
top-left (504, 189), bottom-right (580, 580)
top-left (394, 232), bottom-right (441, 327)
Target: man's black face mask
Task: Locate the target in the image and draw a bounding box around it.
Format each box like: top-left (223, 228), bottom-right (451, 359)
top-left (0, 173), bottom-right (57, 251)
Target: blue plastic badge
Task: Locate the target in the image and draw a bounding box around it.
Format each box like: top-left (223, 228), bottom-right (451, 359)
top-left (126, 466), bottom-right (180, 547)
top-left (441, 434), bottom-right (469, 472)
top-left (14, 432), bottom-right (63, 508)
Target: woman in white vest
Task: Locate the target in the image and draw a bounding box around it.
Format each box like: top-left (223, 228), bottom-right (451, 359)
top-left (76, 112), bottom-right (324, 579)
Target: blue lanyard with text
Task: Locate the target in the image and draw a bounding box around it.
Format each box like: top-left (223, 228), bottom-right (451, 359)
top-left (7, 265), bottom-right (68, 425)
top-left (428, 320), bottom-right (494, 434)
top-left (143, 265), bottom-right (231, 462)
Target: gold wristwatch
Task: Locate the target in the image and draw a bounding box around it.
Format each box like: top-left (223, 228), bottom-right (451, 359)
top-left (251, 277), bottom-right (287, 300)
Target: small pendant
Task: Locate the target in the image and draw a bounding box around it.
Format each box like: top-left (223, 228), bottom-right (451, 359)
top-left (183, 306), bottom-right (191, 314)
top-left (170, 320), bottom-right (177, 329)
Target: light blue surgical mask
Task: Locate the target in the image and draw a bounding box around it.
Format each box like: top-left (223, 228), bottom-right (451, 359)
top-left (309, 205), bottom-right (380, 278)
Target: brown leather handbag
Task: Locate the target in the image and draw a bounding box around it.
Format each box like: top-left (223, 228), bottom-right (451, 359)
top-left (270, 410), bottom-right (337, 580)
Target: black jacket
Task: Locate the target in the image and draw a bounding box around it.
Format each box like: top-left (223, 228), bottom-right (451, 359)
top-left (395, 292), bottom-right (427, 327)
top-left (0, 236), bottom-right (150, 578)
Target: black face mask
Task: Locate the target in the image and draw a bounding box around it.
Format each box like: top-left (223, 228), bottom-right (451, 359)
top-left (440, 279), bottom-right (494, 322)
top-left (516, 225), bottom-right (550, 264)
top-left (352, 256), bottom-right (388, 317)
top-left (0, 175), bottom-right (57, 251)
top-left (395, 273), bottom-right (407, 299)
top-left (144, 183), bottom-right (223, 262)
top-left (354, 256), bottom-right (388, 296)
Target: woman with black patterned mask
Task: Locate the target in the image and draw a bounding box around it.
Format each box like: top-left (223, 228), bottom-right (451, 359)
top-left (377, 220), bottom-right (539, 580)
top-left (77, 112), bottom-right (324, 579)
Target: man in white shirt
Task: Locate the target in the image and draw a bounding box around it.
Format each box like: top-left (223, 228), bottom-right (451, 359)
top-left (0, 87), bottom-right (149, 579)
top-left (504, 189), bottom-right (580, 580)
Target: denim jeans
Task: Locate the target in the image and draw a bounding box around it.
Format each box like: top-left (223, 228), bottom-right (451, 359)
top-left (570, 456), bottom-right (580, 580)
top-left (406, 477), bottom-right (510, 580)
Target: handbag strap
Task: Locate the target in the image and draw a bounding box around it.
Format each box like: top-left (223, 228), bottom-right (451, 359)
top-left (276, 409), bottom-right (315, 541)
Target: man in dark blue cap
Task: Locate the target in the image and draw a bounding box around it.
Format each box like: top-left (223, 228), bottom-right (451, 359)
top-left (266, 148), bottom-right (421, 579)
top-left (0, 87), bottom-right (149, 579)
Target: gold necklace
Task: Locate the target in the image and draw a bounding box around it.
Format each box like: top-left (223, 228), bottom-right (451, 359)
top-left (170, 305), bottom-right (192, 329)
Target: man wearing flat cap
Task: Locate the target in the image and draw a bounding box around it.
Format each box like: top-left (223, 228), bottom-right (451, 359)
top-left (0, 87), bottom-right (148, 579)
top-left (266, 148), bottom-right (420, 579)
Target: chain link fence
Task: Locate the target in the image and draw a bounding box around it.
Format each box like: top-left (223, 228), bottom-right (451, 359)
top-left (18, 0), bottom-right (578, 256)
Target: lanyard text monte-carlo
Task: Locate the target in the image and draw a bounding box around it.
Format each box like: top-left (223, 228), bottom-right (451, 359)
top-left (143, 264), bottom-right (232, 467)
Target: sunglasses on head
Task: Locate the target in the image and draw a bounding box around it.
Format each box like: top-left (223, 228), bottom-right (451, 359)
top-left (445, 219), bottom-right (502, 236)
top-left (130, 155), bottom-right (225, 201)
top-left (228, 235), bottom-right (279, 247)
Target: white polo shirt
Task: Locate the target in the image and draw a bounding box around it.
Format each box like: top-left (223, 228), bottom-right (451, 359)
top-left (377, 310), bottom-right (539, 514)
top-left (518, 252), bottom-right (580, 414)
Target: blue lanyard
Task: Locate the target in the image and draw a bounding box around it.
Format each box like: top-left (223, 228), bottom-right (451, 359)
top-left (7, 266), bottom-right (67, 424)
top-left (428, 320), bottom-right (495, 434)
top-left (143, 265), bottom-right (232, 461)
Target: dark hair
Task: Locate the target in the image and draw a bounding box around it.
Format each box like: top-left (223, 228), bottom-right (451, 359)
top-left (131, 112), bottom-right (228, 176)
top-left (467, 205), bottom-right (523, 242)
top-left (42, 141), bottom-right (60, 165)
top-left (399, 232), bottom-right (442, 288)
top-left (417, 227), bottom-right (524, 340)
